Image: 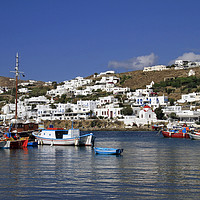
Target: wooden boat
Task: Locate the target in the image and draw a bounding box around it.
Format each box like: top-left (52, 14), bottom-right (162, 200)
top-left (32, 125), bottom-right (95, 146)
top-left (0, 137), bottom-right (29, 149)
top-left (94, 147), bottom-right (123, 155)
top-left (3, 120), bottom-right (39, 137)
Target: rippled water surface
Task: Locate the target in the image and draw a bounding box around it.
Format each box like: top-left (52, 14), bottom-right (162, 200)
top-left (1, 131), bottom-right (200, 199)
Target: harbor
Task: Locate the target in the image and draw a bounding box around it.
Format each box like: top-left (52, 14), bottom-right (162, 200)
top-left (1, 131), bottom-right (200, 199)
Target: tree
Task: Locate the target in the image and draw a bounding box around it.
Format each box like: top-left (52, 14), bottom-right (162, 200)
top-left (154, 106), bottom-right (165, 120)
top-left (66, 108), bottom-right (73, 112)
top-left (169, 98), bottom-right (175, 106)
top-left (52, 81), bottom-right (57, 89)
top-left (169, 112), bottom-right (179, 120)
top-left (121, 106), bottom-right (133, 115)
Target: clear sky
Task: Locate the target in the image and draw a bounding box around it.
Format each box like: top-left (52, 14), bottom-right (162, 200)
top-left (1, 0), bottom-right (200, 82)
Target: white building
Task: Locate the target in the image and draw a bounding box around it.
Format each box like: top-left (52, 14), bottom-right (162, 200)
top-left (143, 65), bottom-right (168, 72)
top-left (177, 92), bottom-right (200, 104)
top-left (134, 105), bottom-right (157, 126)
top-left (24, 96), bottom-right (50, 105)
top-left (96, 71), bottom-right (115, 77)
top-left (98, 96), bottom-right (118, 106)
top-left (119, 105), bottom-right (157, 127)
top-left (94, 103), bottom-right (122, 119)
top-left (133, 95), bottom-right (168, 109)
top-left (95, 76), bottom-right (119, 84)
top-left (18, 88), bottom-right (29, 93)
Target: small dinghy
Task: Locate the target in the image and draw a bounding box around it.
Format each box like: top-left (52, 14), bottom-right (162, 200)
top-left (94, 147), bottom-right (123, 155)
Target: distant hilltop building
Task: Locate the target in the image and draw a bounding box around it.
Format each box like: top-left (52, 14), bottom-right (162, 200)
top-left (175, 60), bottom-right (200, 70)
top-left (143, 65), bottom-right (168, 72)
top-left (94, 70), bottom-right (115, 77)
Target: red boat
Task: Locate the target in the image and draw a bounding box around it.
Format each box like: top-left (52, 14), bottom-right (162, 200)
top-left (9, 138), bottom-right (29, 148)
top-left (0, 137), bottom-right (29, 149)
top-left (162, 126), bottom-right (190, 138)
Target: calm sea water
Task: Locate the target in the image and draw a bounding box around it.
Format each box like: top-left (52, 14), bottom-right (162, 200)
top-left (1, 131), bottom-right (200, 199)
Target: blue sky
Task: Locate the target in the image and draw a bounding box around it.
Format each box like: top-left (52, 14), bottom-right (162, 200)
top-left (1, 0), bottom-right (200, 82)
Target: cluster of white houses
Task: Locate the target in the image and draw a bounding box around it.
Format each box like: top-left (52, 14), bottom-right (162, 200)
top-left (143, 59), bottom-right (200, 72)
top-left (1, 70), bottom-right (200, 127)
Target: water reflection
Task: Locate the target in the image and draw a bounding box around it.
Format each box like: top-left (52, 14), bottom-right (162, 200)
top-left (0, 132), bottom-right (200, 199)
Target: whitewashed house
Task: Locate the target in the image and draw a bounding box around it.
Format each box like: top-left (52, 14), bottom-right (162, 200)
top-left (133, 95), bottom-right (168, 109)
top-left (95, 76), bottom-right (120, 85)
top-left (162, 105), bottom-right (182, 115)
top-left (24, 96), bottom-right (50, 105)
top-left (96, 71), bottom-right (115, 77)
top-left (94, 103), bottom-right (122, 119)
top-left (18, 88), bottom-right (29, 93)
top-left (98, 96), bottom-right (119, 106)
top-left (0, 87), bottom-right (9, 94)
top-left (177, 92), bottom-right (199, 104)
top-left (143, 65), bottom-right (168, 72)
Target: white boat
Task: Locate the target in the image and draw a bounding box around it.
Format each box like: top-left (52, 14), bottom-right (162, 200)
top-left (188, 132), bottom-right (200, 140)
top-left (0, 140), bottom-right (10, 149)
top-left (32, 126), bottom-right (95, 146)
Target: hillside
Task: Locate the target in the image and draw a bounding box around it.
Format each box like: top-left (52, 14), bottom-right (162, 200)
top-left (116, 68), bottom-right (200, 100)
top-left (1, 67), bottom-right (200, 101)
top-left (0, 76), bottom-right (16, 88)
top-left (118, 68), bottom-right (200, 89)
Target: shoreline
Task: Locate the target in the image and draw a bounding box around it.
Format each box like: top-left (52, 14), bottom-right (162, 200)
top-left (80, 127), bottom-right (156, 132)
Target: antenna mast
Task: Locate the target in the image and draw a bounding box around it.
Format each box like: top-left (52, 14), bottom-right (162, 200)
top-left (10, 53), bottom-right (24, 119)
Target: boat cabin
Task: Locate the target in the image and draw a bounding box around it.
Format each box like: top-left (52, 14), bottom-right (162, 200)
top-left (40, 127), bottom-right (80, 139)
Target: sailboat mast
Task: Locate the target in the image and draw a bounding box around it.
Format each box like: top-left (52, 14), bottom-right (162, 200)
top-left (10, 53), bottom-right (24, 120)
top-left (15, 53), bottom-right (19, 119)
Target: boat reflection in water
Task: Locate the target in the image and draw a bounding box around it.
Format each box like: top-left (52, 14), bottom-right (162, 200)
top-left (1, 131), bottom-right (200, 199)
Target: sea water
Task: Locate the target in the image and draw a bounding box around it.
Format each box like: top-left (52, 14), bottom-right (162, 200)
top-left (0, 131), bottom-right (200, 199)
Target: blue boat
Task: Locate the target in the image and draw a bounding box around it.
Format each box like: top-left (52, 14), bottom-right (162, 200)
top-left (94, 147), bottom-right (123, 155)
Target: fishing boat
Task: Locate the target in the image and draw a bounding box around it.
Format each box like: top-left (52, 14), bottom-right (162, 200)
top-left (0, 137), bottom-right (29, 149)
top-left (0, 140), bottom-right (9, 149)
top-left (3, 120), bottom-right (39, 137)
top-left (94, 147), bottom-right (123, 155)
top-left (161, 125), bottom-right (190, 138)
top-left (188, 131), bottom-right (200, 140)
top-left (32, 125), bottom-right (95, 146)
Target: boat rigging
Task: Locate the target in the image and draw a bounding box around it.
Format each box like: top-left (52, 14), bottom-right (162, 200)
top-left (10, 53), bottom-right (24, 119)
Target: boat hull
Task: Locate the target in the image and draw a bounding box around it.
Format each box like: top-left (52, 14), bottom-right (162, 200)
top-left (162, 131), bottom-right (190, 138)
top-left (0, 138), bottom-right (28, 149)
top-left (34, 133), bottom-right (95, 146)
top-left (189, 133), bottom-right (200, 140)
top-left (0, 140), bottom-right (10, 149)
top-left (10, 139), bottom-right (28, 149)
top-left (94, 147), bottom-right (123, 155)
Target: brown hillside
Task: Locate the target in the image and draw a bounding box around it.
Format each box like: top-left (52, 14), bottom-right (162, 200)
top-left (118, 68), bottom-right (200, 90)
top-left (0, 76), bottom-right (16, 88)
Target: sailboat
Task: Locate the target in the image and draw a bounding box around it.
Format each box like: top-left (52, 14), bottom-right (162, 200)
top-left (0, 53), bottom-right (29, 149)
